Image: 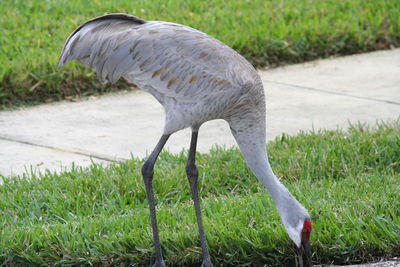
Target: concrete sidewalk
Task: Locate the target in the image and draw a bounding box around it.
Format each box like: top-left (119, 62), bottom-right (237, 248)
top-left (1, 49), bottom-right (399, 177)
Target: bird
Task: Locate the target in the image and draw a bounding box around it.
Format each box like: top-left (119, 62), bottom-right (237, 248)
top-left (58, 13), bottom-right (313, 267)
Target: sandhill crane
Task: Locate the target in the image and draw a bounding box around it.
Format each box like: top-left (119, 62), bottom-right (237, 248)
top-left (58, 13), bottom-right (313, 267)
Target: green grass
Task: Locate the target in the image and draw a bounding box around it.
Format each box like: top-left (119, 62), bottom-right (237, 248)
top-left (0, 121), bottom-right (399, 266)
top-left (1, 0), bottom-right (400, 108)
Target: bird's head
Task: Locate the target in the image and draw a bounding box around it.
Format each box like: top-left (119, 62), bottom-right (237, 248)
top-left (282, 218), bottom-right (313, 266)
top-left (295, 219), bottom-right (313, 267)
top-left (276, 195), bottom-right (313, 267)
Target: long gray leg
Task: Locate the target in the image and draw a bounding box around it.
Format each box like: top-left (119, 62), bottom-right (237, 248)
top-left (186, 131), bottom-right (213, 267)
top-left (142, 134), bottom-right (170, 267)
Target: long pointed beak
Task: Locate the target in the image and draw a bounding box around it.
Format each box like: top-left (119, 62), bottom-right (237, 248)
top-left (302, 240), bottom-right (313, 266)
top-left (295, 241), bottom-right (313, 267)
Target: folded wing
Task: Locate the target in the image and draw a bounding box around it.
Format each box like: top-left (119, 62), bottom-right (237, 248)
top-left (58, 13), bottom-right (256, 100)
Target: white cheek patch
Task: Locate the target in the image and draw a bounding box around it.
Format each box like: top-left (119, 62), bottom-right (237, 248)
top-left (284, 220), bottom-right (303, 247)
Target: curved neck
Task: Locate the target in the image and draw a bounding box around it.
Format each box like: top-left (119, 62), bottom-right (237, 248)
top-left (234, 135), bottom-right (289, 205)
top-left (230, 127), bottom-right (309, 246)
top-left (228, 123), bottom-right (286, 202)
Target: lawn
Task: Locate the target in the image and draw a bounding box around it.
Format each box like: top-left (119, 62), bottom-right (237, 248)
top-left (0, 121), bottom-right (399, 266)
top-left (1, 0), bottom-right (400, 108)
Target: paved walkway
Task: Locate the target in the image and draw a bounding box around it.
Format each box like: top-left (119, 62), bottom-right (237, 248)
top-left (1, 49), bottom-right (399, 177)
top-left (344, 259), bottom-right (400, 267)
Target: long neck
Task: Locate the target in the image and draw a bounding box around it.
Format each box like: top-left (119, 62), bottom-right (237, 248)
top-left (230, 125), bottom-right (309, 246)
top-left (234, 132), bottom-right (291, 207)
top-left (228, 121), bottom-right (287, 203)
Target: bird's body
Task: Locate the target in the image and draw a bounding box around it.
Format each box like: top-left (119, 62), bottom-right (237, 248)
top-left (59, 14), bottom-right (263, 134)
top-left (59, 13), bottom-right (313, 266)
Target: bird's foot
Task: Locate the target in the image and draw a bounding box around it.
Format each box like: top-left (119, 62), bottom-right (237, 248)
top-left (201, 259), bottom-right (213, 267)
top-left (153, 259), bottom-right (165, 267)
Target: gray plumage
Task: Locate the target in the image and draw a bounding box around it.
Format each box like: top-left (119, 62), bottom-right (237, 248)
top-left (58, 13), bottom-right (263, 134)
top-left (58, 13), bottom-right (312, 266)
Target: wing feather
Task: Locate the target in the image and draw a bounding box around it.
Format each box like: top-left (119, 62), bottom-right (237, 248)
top-left (58, 13), bottom-right (258, 100)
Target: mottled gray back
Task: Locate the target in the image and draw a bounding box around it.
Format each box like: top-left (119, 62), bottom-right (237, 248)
top-left (58, 14), bottom-right (260, 100)
top-left (58, 13), bottom-right (266, 133)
